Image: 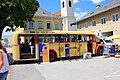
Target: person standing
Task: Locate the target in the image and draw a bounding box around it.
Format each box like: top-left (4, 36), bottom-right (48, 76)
top-left (29, 36), bottom-right (35, 57)
top-left (0, 43), bottom-right (9, 80)
top-left (25, 39), bottom-right (30, 53)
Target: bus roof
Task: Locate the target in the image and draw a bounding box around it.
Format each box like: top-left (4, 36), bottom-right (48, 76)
top-left (51, 31), bottom-right (94, 35)
top-left (16, 31), bottom-right (94, 35)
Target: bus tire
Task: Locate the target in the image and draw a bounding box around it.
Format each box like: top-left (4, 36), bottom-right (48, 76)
top-left (49, 51), bottom-right (57, 62)
top-left (97, 47), bottom-right (103, 56)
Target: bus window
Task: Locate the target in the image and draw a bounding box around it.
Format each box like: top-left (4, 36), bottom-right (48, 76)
top-left (55, 35), bottom-right (58, 42)
top-left (68, 35), bottom-right (72, 42)
top-left (87, 36), bottom-right (89, 41)
top-left (38, 34), bottom-right (51, 43)
top-left (65, 33), bottom-right (70, 42)
top-left (38, 34), bottom-right (43, 43)
top-left (51, 35), bottom-right (58, 42)
top-left (90, 36), bottom-right (92, 42)
top-left (69, 34), bottom-right (77, 42)
top-left (83, 35), bottom-right (87, 42)
top-left (38, 36), bottom-right (42, 43)
top-left (51, 34), bottom-right (64, 42)
top-left (78, 35), bottom-right (82, 41)
top-left (78, 35), bottom-right (86, 42)
top-left (51, 35), bottom-right (55, 42)
top-left (59, 34), bottom-right (64, 42)
top-left (45, 35), bottom-right (51, 43)
top-left (87, 35), bottom-right (92, 42)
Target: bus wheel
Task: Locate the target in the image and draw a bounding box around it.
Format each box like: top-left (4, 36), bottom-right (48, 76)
top-left (49, 51), bottom-right (57, 62)
top-left (97, 47), bottom-right (103, 56)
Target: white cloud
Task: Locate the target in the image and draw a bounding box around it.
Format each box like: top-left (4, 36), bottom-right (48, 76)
top-left (76, 8), bottom-right (80, 11)
top-left (73, 0), bottom-right (79, 4)
top-left (74, 12), bottom-right (88, 20)
top-left (89, 0), bottom-right (105, 4)
top-left (74, 8), bottom-right (88, 20)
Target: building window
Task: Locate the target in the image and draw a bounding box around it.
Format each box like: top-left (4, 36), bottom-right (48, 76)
top-left (101, 17), bottom-right (106, 24)
top-left (54, 22), bottom-right (59, 29)
top-left (62, 1), bottom-right (65, 8)
top-left (38, 21), bottom-right (43, 29)
top-left (69, 1), bottom-right (72, 7)
top-left (112, 13), bottom-right (119, 22)
top-left (92, 20), bottom-right (96, 26)
top-left (28, 21), bottom-right (34, 29)
top-left (84, 22), bottom-right (88, 28)
top-left (77, 24), bottom-right (82, 29)
top-left (47, 22), bottom-right (51, 29)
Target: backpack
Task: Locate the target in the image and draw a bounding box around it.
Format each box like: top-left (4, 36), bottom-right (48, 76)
top-left (7, 53), bottom-right (14, 65)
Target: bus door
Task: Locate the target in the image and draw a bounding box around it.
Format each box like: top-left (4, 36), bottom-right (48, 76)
top-left (73, 34), bottom-right (78, 57)
top-left (18, 34), bottom-right (36, 59)
top-left (77, 35), bottom-right (82, 56)
top-left (58, 34), bottom-right (65, 58)
top-left (86, 35), bottom-right (93, 53)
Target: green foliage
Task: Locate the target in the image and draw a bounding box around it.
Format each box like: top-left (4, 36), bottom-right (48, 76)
top-left (10, 0), bottom-right (39, 27)
top-left (0, 0), bottom-right (39, 36)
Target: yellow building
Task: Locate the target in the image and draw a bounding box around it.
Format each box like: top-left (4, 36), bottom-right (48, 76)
top-left (76, 0), bottom-right (120, 37)
top-left (25, 8), bottom-right (63, 32)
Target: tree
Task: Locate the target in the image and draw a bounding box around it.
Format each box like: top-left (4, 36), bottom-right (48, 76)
top-left (0, 0), bottom-right (39, 38)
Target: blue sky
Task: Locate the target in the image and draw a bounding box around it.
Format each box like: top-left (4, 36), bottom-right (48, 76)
top-left (37, 0), bottom-right (112, 19)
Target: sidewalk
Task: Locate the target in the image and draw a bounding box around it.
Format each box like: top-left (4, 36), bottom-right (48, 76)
top-left (8, 64), bottom-right (45, 80)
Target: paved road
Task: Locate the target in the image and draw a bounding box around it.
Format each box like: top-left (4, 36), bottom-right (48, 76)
top-left (8, 57), bottom-right (120, 80)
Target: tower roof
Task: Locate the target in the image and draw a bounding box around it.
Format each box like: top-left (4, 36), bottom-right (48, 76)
top-left (54, 11), bottom-right (61, 16)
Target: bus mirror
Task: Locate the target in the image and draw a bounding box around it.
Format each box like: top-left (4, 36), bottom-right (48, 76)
top-left (78, 35), bottom-right (81, 40)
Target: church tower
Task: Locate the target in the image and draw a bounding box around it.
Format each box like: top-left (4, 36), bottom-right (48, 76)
top-left (61, 0), bottom-right (76, 31)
